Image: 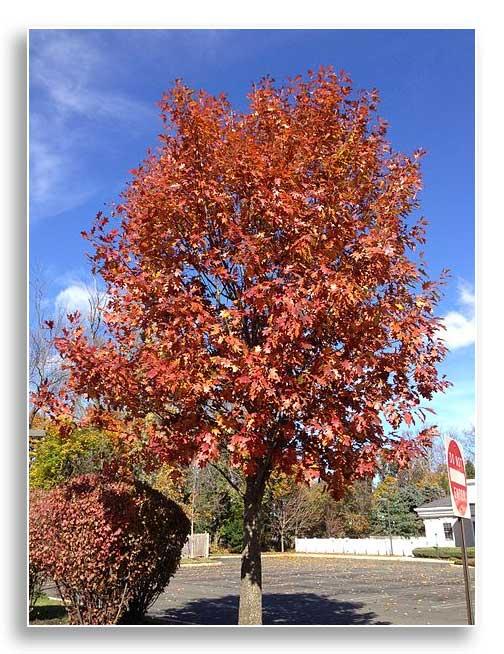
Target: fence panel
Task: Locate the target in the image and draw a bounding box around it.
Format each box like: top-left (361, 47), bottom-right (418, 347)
top-left (181, 532), bottom-right (210, 558)
top-left (295, 536), bottom-right (429, 557)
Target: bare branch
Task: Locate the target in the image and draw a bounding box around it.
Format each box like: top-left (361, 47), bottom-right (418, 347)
top-left (209, 462), bottom-right (244, 498)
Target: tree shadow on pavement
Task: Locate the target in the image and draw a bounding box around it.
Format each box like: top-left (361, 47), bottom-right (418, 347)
top-left (147, 592), bottom-right (391, 625)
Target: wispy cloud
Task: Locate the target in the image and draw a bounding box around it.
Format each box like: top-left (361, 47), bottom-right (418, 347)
top-left (31, 31), bottom-right (153, 122)
top-left (427, 281), bottom-right (475, 430)
top-left (427, 377), bottom-right (475, 432)
top-left (439, 280), bottom-right (475, 350)
top-left (29, 30), bottom-right (155, 220)
top-left (30, 111), bottom-right (97, 217)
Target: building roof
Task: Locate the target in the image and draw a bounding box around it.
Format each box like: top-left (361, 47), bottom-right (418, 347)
top-left (29, 429), bottom-right (46, 439)
top-left (415, 496), bottom-right (451, 510)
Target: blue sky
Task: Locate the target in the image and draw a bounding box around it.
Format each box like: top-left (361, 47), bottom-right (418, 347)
top-left (29, 28), bottom-right (475, 433)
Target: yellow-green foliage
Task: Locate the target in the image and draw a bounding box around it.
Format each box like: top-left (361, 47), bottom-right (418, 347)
top-left (29, 427), bottom-right (115, 490)
top-left (373, 475), bottom-right (398, 501)
top-left (151, 463), bottom-right (189, 510)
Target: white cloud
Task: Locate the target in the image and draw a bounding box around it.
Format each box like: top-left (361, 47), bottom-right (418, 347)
top-left (459, 285), bottom-right (475, 307)
top-left (55, 281), bottom-right (109, 320)
top-left (55, 283), bottom-right (94, 315)
top-left (439, 281), bottom-right (475, 350)
top-left (442, 311), bottom-right (475, 349)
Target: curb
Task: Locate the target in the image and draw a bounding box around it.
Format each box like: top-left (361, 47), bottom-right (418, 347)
top-left (292, 553), bottom-right (451, 563)
top-left (213, 553), bottom-right (452, 563)
top-left (213, 553), bottom-right (291, 559)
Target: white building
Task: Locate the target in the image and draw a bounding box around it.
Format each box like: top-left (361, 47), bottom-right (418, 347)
top-left (414, 479), bottom-right (475, 548)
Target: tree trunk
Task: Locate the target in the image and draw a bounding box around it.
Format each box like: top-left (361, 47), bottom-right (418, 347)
top-left (28, 406), bottom-right (39, 429)
top-left (280, 532), bottom-right (284, 553)
top-left (238, 473), bottom-right (267, 625)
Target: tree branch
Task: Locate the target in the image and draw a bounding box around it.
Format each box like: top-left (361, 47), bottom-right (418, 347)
top-left (209, 462), bottom-right (245, 498)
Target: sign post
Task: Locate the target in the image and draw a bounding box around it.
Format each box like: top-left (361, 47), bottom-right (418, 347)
top-left (445, 436), bottom-right (474, 625)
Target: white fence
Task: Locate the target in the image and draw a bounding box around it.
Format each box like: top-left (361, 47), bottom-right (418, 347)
top-left (295, 536), bottom-right (430, 557)
top-left (181, 533), bottom-right (210, 559)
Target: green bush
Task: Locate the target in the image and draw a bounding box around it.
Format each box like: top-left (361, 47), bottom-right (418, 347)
top-left (413, 546), bottom-right (475, 560)
top-left (453, 558), bottom-right (475, 567)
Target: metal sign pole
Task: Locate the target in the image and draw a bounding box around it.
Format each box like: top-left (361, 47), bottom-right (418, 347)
top-left (459, 516), bottom-right (473, 624)
top-left (386, 497), bottom-right (393, 556)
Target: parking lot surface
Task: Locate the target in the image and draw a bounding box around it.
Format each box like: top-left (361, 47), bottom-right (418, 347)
top-left (148, 555), bottom-right (475, 625)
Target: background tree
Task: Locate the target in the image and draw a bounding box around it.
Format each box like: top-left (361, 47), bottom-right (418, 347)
top-left (325, 479), bottom-right (373, 537)
top-left (370, 466), bottom-right (447, 538)
top-left (428, 426), bottom-right (475, 473)
top-left (218, 494), bottom-right (245, 552)
top-left (465, 459), bottom-right (475, 478)
top-left (189, 464), bottom-right (242, 547)
top-left (268, 473), bottom-right (326, 552)
top-left (151, 456), bottom-right (247, 552)
top-left (29, 426), bottom-right (116, 490)
top-left (29, 270), bottom-right (108, 427)
top-left (29, 271), bottom-right (66, 427)
top-left (152, 462), bottom-right (202, 548)
top-left (150, 462), bottom-right (189, 512)
top-left (37, 68), bottom-right (449, 624)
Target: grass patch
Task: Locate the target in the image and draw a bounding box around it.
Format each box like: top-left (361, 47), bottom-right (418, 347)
top-left (29, 594), bottom-right (68, 625)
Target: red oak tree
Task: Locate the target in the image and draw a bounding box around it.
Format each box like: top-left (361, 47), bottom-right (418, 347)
top-left (36, 68), bottom-right (449, 624)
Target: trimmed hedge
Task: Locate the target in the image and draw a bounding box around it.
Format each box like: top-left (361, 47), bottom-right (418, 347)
top-left (29, 471), bottom-right (190, 624)
top-left (412, 546), bottom-right (475, 560)
top-left (453, 558), bottom-right (475, 567)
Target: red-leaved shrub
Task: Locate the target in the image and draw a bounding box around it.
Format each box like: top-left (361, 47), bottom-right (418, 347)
top-left (29, 472), bottom-right (190, 624)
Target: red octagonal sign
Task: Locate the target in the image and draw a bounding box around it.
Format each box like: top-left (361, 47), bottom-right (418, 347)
top-left (445, 436), bottom-right (470, 518)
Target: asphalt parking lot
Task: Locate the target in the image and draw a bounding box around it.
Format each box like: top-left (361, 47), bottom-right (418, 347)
top-left (148, 555), bottom-right (475, 626)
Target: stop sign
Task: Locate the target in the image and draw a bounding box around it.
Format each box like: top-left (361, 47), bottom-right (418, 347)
top-left (445, 436), bottom-right (470, 518)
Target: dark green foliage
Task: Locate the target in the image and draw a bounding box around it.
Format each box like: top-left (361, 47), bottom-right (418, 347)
top-left (371, 469), bottom-right (448, 538)
top-left (419, 482), bottom-right (448, 503)
top-left (371, 483), bottom-right (426, 537)
top-left (218, 495), bottom-right (244, 552)
top-left (465, 460), bottom-right (475, 478)
top-left (437, 470), bottom-right (450, 494)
